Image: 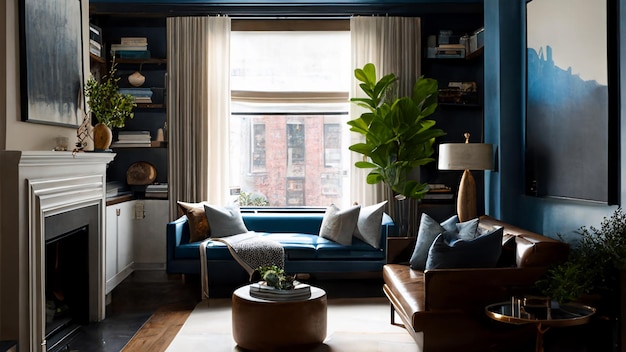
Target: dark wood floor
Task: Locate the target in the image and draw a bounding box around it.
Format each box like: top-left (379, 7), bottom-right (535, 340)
top-left (63, 271), bottom-right (202, 352)
top-left (60, 270), bottom-right (619, 352)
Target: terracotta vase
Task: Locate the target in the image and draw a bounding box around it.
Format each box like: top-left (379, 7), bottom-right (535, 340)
top-left (92, 122), bottom-right (113, 151)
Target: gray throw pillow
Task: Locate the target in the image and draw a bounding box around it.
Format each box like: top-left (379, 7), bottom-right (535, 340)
top-left (353, 201), bottom-right (388, 249)
top-left (456, 217), bottom-right (479, 240)
top-left (203, 204), bottom-right (249, 238)
top-left (409, 214), bottom-right (459, 270)
top-left (319, 204), bottom-right (360, 245)
top-left (425, 226), bottom-right (504, 269)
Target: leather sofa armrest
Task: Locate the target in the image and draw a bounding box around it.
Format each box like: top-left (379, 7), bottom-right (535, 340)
top-left (423, 267), bottom-right (548, 311)
top-left (386, 237), bottom-right (417, 264)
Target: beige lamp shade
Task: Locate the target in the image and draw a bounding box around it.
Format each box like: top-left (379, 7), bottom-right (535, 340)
top-left (438, 143), bottom-right (494, 171)
top-left (438, 136), bottom-right (494, 222)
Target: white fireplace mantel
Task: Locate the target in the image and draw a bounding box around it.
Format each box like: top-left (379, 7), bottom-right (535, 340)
top-left (0, 151), bottom-right (115, 352)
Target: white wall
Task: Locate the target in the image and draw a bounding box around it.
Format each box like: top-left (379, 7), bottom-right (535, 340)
top-left (2, 0), bottom-right (89, 152)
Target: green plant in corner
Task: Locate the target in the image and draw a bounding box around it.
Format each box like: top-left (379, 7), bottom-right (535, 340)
top-left (84, 62), bottom-right (136, 128)
top-left (537, 208), bottom-right (626, 306)
top-left (348, 63), bottom-right (445, 200)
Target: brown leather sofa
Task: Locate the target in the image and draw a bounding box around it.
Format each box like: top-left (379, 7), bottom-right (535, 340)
top-left (383, 215), bottom-right (570, 352)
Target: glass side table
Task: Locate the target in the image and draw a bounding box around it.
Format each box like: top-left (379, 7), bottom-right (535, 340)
top-left (485, 298), bottom-right (596, 352)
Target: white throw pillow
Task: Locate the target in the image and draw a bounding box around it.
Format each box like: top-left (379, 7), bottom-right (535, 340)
top-left (353, 201), bottom-right (388, 249)
top-left (319, 204), bottom-right (361, 245)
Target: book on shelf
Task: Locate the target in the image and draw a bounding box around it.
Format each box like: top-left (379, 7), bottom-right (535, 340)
top-left (110, 141), bottom-right (151, 148)
top-left (121, 37), bottom-right (148, 46)
top-left (119, 88), bottom-right (153, 97)
top-left (427, 184), bottom-right (451, 191)
top-left (146, 183), bottom-right (168, 191)
top-left (89, 39), bottom-right (102, 57)
top-left (113, 50), bottom-right (151, 59)
top-left (117, 131), bottom-right (151, 142)
top-left (89, 23), bottom-right (102, 46)
top-left (145, 183), bottom-right (168, 199)
top-left (134, 97), bottom-right (153, 104)
top-left (118, 130), bottom-right (151, 137)
top-left (111, 44), bottom-right (148, 52)
top-left (144, 191), bottom-right (168, 199)
top-left (423, 192), bottom-right (454, 200)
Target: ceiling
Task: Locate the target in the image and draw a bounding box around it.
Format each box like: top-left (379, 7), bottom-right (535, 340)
top-left (89, 0), bottom-right (483, 17)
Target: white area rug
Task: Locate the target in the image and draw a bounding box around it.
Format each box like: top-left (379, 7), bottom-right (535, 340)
top-left (166, 297), bottom-right (422, 352)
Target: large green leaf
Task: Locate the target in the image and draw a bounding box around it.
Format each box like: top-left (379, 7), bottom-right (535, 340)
top-left (347, 63), bottom-right (446, 199)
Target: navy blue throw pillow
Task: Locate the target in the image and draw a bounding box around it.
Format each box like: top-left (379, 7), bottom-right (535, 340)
top-left (425, 226), bottom-right (504, 270)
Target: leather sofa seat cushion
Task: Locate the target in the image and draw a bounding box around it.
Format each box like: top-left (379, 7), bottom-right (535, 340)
top-left (383, 264), bottom-right (425, 328)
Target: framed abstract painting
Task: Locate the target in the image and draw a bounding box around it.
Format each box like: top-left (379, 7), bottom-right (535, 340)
top-left (19, 0), bottom-right (84, 127)
top-left (525, 0), bottom-right (619, 204)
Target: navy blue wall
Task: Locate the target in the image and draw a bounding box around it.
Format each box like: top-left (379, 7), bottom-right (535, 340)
top-left (484, 0), bottom-right (623, 242)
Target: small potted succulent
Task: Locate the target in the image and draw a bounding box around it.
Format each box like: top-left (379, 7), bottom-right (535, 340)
top-left (84, 62), bottom-right (136, 151)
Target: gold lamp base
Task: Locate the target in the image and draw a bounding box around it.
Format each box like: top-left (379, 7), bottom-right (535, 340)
top-left (457, 169), bottom-right (477, 222)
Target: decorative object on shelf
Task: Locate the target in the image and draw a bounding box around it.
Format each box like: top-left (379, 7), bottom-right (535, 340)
top-left (126, 161), bottom-right (157, 185)
top-left (53, 137), bottom-right (69, 151)
top-left (438, 133), bottom-right (493, 222)
top-left (75, 112), bottom-right (93, 152)
top-left (128, 71), bottom-right (146, 87)
top-left (348, 63), bottom-right (445, 235)
top-left (84, 62), bottom-right (136, 151)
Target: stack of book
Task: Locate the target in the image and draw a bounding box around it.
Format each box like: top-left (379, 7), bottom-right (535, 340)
top-left (89, 23), bottom-right (103, 57)
top-left (145, 183), bottom-right (168, 199)
top-left (118, 88), bottom-right (153, 104)
top-left (111, 37), bottom-right (150, 59)
top-left (436, 44), bottom-right (466, 58)
top-left (249, 281), bottom-right (311, 301)
top-left (423, 184), bottom-right (454, 202)
top-left (111, 131), bottom-right (151, 148)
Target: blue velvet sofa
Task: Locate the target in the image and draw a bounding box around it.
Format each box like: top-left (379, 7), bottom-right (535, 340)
top-left (166, 211), bottom-right (395, 286)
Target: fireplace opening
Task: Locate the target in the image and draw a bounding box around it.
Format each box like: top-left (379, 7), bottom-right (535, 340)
top-left (45, 225), bottom-right (89, 352)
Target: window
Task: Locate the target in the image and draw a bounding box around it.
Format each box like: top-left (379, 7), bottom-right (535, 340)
top-left (230, 22), bottom-right (351, 207)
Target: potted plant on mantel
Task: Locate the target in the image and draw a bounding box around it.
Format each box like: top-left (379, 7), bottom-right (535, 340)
top-left (84, 62), bottom-right (136, 151)
top-left (348, 63), bottom-right (445, 235)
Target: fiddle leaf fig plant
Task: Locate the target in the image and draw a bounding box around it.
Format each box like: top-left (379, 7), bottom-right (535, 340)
top-left (348, 63), bottom-right (445, 199)
top-left (84, 62), bottom-right (136, 128)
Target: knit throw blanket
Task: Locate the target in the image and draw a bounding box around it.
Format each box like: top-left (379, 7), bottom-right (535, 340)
top-left (200, 232), bottom-right (284, 299)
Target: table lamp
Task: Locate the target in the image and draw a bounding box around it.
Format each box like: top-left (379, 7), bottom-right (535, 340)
top-left (438, 133), bottom-right (493, 222)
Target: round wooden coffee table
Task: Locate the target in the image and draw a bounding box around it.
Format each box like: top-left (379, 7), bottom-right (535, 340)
top-left (231, 284), bottom-right (327, 350)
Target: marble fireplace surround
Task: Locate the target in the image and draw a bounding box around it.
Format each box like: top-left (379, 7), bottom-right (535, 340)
top-left (0, 151), bottom-right (115, 352)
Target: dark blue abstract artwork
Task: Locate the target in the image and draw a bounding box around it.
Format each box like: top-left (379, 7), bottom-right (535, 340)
top-left (525, 0), bottom-right (612, 203)
top-left (20, 0), bottom-right (84, 127)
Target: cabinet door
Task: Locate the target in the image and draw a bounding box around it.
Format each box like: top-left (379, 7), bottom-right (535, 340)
top-left (133, 199), bottom-right (168, 270)
top-left (116, 201), bottom-right (135, 272)
top-left (105, 205), bottom-right (118, 287)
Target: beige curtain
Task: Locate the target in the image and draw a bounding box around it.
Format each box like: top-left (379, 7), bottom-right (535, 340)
top-left (167, 16), bottom-right (231, 219)
top-left (349, 16), bottom-right (422, 206)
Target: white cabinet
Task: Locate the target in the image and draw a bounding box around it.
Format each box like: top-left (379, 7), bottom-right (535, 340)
top-left (105, 200), bottom-right (135, 294)
top-left (132, 199), bottom-right (168, 270)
